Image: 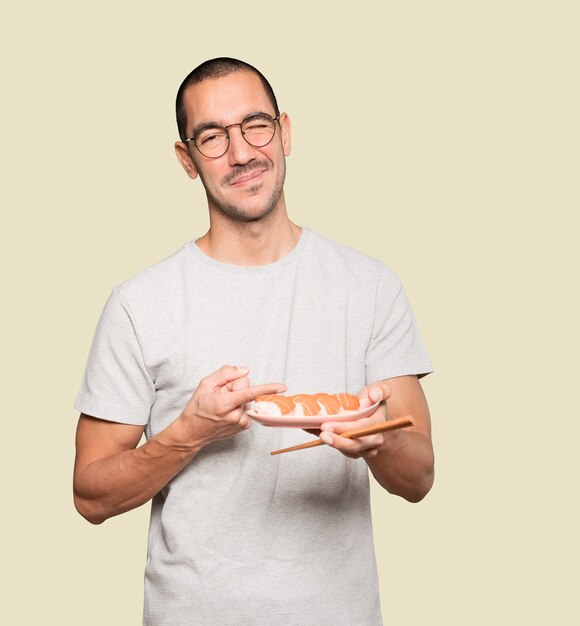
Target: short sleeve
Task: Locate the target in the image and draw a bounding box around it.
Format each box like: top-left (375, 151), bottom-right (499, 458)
top-left (75, 287), bottom-right (155, 425)
top-left (365, 266), bottom-right (433, 384)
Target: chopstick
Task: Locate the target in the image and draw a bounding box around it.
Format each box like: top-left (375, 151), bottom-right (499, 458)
top-left (270, 415), bottom-right (414, 456)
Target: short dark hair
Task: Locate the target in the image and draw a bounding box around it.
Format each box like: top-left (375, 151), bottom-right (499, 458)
top-left (175, 57), bottom-right (280, 141)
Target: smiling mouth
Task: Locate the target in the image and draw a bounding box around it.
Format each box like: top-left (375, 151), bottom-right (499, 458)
top-left (222, 159), bottom-right (272, 186)
top-left (229, 169), bottom-right (267, 186)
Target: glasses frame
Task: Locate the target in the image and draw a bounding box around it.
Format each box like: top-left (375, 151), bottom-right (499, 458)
top-left (184, 113), bottom-right (281, 159)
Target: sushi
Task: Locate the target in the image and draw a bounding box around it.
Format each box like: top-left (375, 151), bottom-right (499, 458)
top-left (253, 394), bottom-right (297, 415)
top-left (253, 392), bottom-right (367, 417)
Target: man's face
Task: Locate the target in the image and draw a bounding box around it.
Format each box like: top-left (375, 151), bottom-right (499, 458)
top-left (175, 71), bottom-right (291, 222)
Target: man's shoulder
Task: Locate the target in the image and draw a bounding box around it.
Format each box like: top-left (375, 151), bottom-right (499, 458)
top-left (114, 241), bottom-right (194, 301)
top-left (306, 228), bottom-right (392, 277)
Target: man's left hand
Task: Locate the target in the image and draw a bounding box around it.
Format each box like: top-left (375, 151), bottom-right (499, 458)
top-left (318, 382), bottom-right (392, 459)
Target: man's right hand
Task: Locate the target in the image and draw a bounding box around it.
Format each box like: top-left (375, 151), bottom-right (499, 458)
top-left (174, 365), bottom-right (286, 448)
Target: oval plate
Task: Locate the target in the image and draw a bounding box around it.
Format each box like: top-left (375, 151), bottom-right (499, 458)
top-left (247, 401), bottom-right (381, 428)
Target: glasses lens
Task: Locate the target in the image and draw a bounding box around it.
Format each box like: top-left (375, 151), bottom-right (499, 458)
top-left (241, 114), bottom-right (276, 147)
top-left (195, 127), bottom-right (229, 158)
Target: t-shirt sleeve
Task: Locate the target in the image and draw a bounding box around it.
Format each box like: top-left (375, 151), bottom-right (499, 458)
top-left (365, 265), bottom-right (433, 384)
top-left (74, 287), bottom-right (155, 425)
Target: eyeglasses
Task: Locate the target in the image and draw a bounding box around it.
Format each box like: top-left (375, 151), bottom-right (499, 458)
top-left (184, 112), bottom-right (280, 159)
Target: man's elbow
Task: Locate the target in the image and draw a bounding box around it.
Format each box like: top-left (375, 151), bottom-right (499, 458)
top-left (400, 468), bottom-right (434, 503)
top-left (73, 492), bottom-right (107, 525)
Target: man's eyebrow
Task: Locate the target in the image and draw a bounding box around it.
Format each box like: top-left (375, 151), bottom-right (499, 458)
top-left (190, 120), bottom-right (222, 137)
top-left (190, 111), bottom-right (274, 137)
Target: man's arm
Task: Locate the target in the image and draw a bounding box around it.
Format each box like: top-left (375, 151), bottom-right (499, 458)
top-left (73, 366), bottom-right (286, 524)
top-left (319, 375), bottom-right (434, 502)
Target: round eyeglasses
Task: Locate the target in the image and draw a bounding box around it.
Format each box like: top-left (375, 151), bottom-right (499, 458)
top-left (184, 113), bottom-right (280, 159)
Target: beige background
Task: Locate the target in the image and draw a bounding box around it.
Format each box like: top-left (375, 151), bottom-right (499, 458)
top-left (2, 1), bottom-right (578, 624)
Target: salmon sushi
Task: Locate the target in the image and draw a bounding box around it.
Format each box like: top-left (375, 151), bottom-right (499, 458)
top-left (254, 391), bottom-right (364, 417)
top-left (333, 393), bottom-right (360, 411)
top-left (291, 394), bottom-right (322, 416)
top-left (254, 394), bottom-right (297, 416)
top-left (313, 393), bottom-right (341, 415)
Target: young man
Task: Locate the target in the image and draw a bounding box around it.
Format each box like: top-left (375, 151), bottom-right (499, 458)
top-left (74, 57), bottom-right (434, 625)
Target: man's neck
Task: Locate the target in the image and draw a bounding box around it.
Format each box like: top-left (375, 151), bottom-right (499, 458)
top-left (195, 215), bottom-right (302, 266)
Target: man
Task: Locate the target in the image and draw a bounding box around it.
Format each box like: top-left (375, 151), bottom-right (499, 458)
top-left (74, 57), bottom-right (434, 625)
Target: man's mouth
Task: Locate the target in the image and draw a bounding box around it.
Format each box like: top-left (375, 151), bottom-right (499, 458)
top-left (229, 169), bottom-right (267, 186)
top-left (222, 160), bottom-right (272, 187)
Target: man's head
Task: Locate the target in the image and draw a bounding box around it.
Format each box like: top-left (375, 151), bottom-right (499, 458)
top-left (174, 57), bottom-right (291, 224)
top-left (176, 58), bottom-right (280, 143)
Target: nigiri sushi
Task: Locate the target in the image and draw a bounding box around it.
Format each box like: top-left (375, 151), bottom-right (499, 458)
top-left (313, 393), bottom-right (341, 415)
top-left (291, 394), bottom-right (322, 416)
top-left (333, 392), bottom-right (361, 411)
top-left (254, 394), bottom-right (297, 416)
top-left (253, 392), bottom-right (366, 417)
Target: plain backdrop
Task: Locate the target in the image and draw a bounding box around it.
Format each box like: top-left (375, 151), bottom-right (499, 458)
top-left (2, 1), bottom-right (578, 624)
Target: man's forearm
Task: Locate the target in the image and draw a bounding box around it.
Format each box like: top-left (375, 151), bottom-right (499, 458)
top-left (366, 429), bottom-right (434, 502)
top-left (73, 419), bottom-right (203, 525)
top-left (73, 367), bottom-right (286, 525)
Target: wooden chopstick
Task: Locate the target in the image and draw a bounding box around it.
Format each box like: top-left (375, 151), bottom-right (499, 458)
top-left (270, 415), bottom-right (414, 456)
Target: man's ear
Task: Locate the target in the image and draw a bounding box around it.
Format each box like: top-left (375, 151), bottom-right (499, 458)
top-left (175, 142), bottom-right (199, 179)
top-left (279, 113), bottom-right (291, 156)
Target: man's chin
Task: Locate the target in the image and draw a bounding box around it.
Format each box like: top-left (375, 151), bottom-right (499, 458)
top-left (228, 206), bottom-right (276, 222)
top-left (212, 197), bottom-right (280, 223)
top-left (207, 182), bottom-right (284, 223)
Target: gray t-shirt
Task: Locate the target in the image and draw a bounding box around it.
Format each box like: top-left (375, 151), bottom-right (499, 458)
top-left (76, 227), bottom-right (432, 626)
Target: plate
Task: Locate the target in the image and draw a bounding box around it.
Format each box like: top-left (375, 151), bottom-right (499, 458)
top-left (247, 401), bottom-right (381, 428)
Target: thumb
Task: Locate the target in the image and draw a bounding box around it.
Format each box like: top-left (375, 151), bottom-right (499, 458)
top-left (370, 382), bottom-right (392, 403)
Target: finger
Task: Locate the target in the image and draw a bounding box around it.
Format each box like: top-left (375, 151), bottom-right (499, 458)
top-left (320, 409), bottom-right (386, 434)
top-left (198, 365), bottom-right (250, 392)
top-left (222, 407), bottom-right (252, 429)
top-left (370, 382), bottom-right (392, 402)
top-left (319, 430), bottom-right (382, 450)
top-left (368, 386), bottom-right (383, 403)
top-left (226, 407), bottom-right (244, 422)
top-left (230, 376), bottom-right (251, 411)
top-left (356, 385), bottom-right (371, 401)
top-left (220, 382), bottom-right (287, 413)
top-left (230, 376), bottom-right (250, 391)
top-left (221, 376), bottom-right (250, 393)
top-left (319, 431), bottom-right (384, 456)
top-left (357, 382), bottom-right (392, 403)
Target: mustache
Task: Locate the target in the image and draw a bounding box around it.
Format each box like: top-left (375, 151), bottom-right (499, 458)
top-left (222, 159), bottom-right (272, 185)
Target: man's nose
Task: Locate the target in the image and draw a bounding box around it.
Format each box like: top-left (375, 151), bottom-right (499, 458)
top-left (227, 126), bottom-right (257, 166)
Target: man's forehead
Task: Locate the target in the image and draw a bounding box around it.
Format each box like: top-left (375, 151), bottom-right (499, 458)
top-left (184, 71), bottom-right (272, 128)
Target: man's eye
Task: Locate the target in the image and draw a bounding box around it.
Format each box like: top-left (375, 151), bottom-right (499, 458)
top-left (199, 131), bottom-right (225, 145)
top-left (244, 117), bottom-right (274, 134)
